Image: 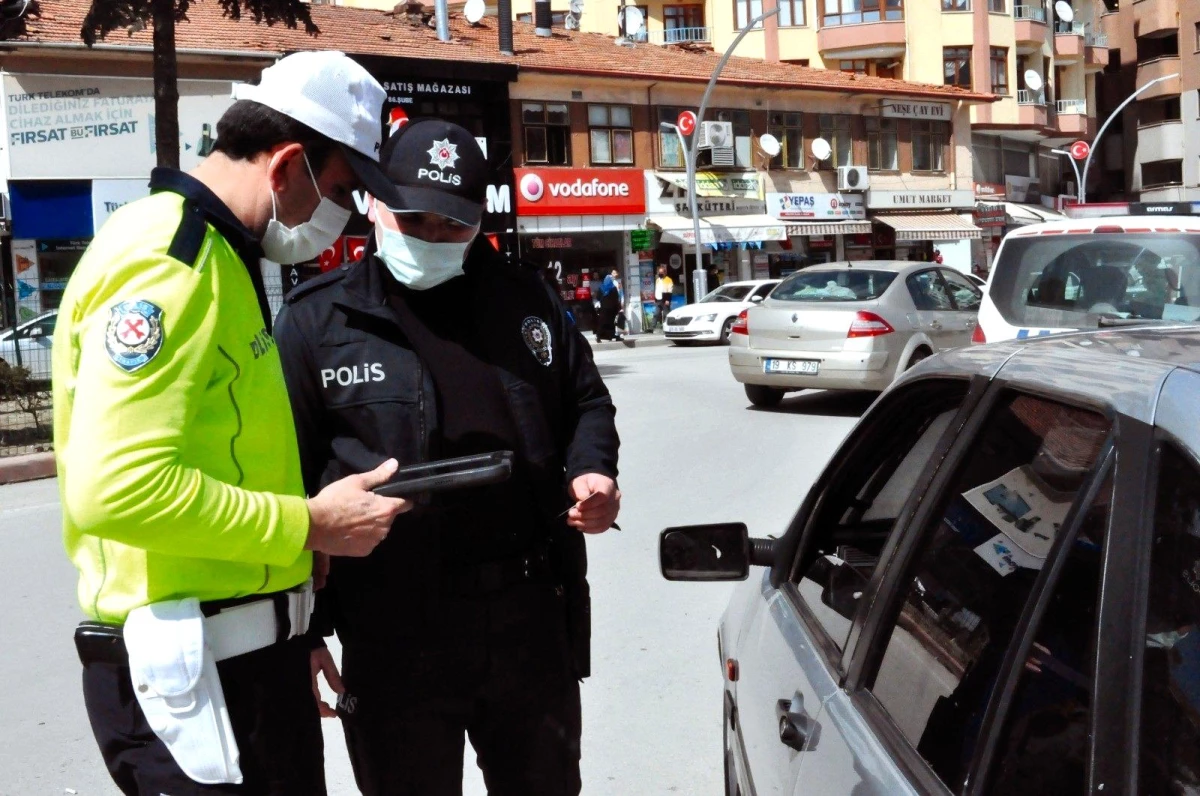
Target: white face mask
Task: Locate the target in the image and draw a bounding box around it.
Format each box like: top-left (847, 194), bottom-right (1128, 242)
top-left (260, 152), bottom-right (353, 264)
top-left (375, 202), bottom-right (477, 290)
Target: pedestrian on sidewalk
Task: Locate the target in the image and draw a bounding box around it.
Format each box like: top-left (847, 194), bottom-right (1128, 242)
top-left (596, 267), bottom-right (623, 342)
top-left (52, 52), bottom-right (410, 796)
top-left (655, 265), bottom-right (675, 327)
top-left (274, 118), bottom-right (621, 796)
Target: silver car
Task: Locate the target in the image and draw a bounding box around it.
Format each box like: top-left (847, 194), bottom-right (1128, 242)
top-left (728, 262), bottom-right (980, 407)
top-left (663, 326), bottom-right (1200, 795)
top-left (0, 310), bottom-right (56, 381)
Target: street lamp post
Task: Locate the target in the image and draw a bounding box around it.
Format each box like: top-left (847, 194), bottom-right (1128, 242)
top-left (1050, 148), bottom-right (1083, 201)
top-left (1079, 72), bottom-right (1179, 204)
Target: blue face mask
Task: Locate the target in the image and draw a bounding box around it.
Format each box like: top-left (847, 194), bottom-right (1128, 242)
top-left (375, 203), bottom-right (477, 290)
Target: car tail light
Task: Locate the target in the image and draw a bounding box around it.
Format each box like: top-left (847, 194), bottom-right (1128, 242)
top-left (971, 324), bottom-right (986, 344)
top-left (731, 309), bottom-right (749, 336)
top-left (847, 311), bottom-right (894, 338)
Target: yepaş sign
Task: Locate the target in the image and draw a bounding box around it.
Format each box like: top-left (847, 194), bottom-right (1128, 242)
top-left (3, 74), bottom-right (234, 179)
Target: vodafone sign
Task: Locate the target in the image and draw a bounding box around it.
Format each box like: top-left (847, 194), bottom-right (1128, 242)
top-left (515, 168), bottom-right (646, 216)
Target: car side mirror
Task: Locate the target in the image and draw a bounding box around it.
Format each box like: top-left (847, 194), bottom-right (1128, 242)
top-left (750, 295), bottom-right (765, 303)
top-left (659, 523), bottom-right (775, 581)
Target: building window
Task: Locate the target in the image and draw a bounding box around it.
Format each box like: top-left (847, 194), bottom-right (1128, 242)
top-left (818, 113), bottom-right (853, 169)
top-left (735, 0), bottom-right (764, 29)
top-left (942, 0), bottom-right (969, 10)
top-left (658, 106), bottom-right (687, 168)
top-left (588, 105), bottom-right (633, 165)
top-left (768, 112), bottom-right (804, 169)
top-left (943, 46), bottom-right (973, 89)
top-left (783, 58), bottom-right (811, 66)
top-left (821, 0), bottom-right (903, 26)
top-left (522, 102), bottom-right (571, 165)
top-left (840, 60), bottom-right (868, 74)
top-left (866, 117), bottom-right (899, 170)
top-left (991, 47), bottom-right (1009, 94)
top-left (516, 10), bottom-right (569, 24)
top-left (664, 4), bottom-right (704, 32)
top-left (989, 0), bottom-right (1005, 11)
top-left (912, 120), bottom-right (948, 172)
top-left (1195, 22), bottom-right (1200, 52)
top-left (626, 5), bottom-right (651, 40)
top-left (1142, 159), bottom-right (1183, 188)
top-left (876, 59), bottom-right (902, 79)
top-left (778, 0), bottom-right (805, 26)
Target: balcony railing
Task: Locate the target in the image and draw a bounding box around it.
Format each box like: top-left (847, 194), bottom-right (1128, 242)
top-left (1054, 19), bottom-right (1083, 35)
top-left (1014, 3), bottom-right (1046, 21)
top-left (1086, 29), bottom-right (1108, 47)
top-left (1057, 98), bottom-right (1087, 115)
top-left (649, 26), bottom-right (711, 45)
top-left (1018, 89), bottom-right (1047, 105)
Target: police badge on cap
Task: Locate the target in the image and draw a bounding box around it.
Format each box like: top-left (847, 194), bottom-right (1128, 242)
top-left (105, 299), bottom-right (164, 373)
top-left (521, 317), bottom-right (553, 367)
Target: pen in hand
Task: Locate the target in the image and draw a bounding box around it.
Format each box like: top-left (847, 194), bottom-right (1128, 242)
top-left (558, 492), bottom-right (622, 531)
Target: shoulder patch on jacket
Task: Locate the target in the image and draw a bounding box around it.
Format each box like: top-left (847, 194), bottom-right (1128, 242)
top-left (284, 265), bottom-right (350, 305)
top-left (166, 201), bottom-right (209, 268)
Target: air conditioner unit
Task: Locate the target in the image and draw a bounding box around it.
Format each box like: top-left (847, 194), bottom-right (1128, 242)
top-left (697, 121), bottom-right (734, 149)
top-left (838, 165), bottom-right (869, 191)
top-left (709, 146), bottom-right (736, 167)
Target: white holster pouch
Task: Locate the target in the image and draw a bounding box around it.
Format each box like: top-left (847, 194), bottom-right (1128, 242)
top-left (123, 598), bottom-right (243, 785)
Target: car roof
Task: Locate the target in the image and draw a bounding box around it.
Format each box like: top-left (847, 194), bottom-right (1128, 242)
top-left (793, 260), bottom-right (934, 275)
top-left (919, 326), bottom-right (1200, 422)
top-left (720, 280), bottom-right (778, 287)
top-left (1005, 215), bottom-right (1200, 238)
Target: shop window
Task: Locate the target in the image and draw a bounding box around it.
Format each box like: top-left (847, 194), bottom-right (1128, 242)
top-left (769, 112), bottom-right (804, 170)
top-left (778, 0), bottom-right (805, 26)
top-left (867, 117), bottom-right (899, 171)
top-left (991, 47), bottom-right (1009, 95)
top-left (522, 102), bottom-right (571, 166)
top-left (821, 0), bottom-right (903, 26)
top-left (818, 114), bottom-right (854, 170)
top-left (734, 0), bottom-right (764, 29)
top-left (840, 60), bottom-right (868, 75)
top-left (588, 104), bottom-right (634, 165)
top-left (913, 120), bottom-right (949, 172)
top-left (944, 46), bottom-right (973, 89)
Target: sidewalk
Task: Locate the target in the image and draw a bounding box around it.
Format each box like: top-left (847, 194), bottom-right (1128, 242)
top-left (586, 333), bottom-right (674, 353)
top-left (0, 451), bottom-right (56, 485)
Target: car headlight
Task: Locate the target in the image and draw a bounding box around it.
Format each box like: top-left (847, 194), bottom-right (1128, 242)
top-left (697, 314), bottom-right (717, 323)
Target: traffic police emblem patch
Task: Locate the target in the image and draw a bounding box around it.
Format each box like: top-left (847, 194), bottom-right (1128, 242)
top-left (521, 317), bottom-right (553, 367)
top-left (105, 300), bottom-right (164, 373)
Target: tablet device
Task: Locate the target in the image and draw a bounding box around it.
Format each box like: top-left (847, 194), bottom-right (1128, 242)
top-left (371, 451), bottom-right (514, 498)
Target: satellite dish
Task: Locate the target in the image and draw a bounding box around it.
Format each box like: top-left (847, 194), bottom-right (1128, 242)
top-left (758, 133), bottom-right (781, 157)
top-left (622, 5), bottom-right (645, 35)
top-left (1054, 1), bottom-right (1074, 22)
top-left (464, 0), bottom-right (485, 23)
top-left (1024, 70), bottom-right (1043, 92)
top-left (811, 137), bottom-right (832, 162)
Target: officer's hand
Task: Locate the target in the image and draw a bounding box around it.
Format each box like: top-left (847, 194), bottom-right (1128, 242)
top-left (567, 474), bottom-right (621, 534)
top-left (305, 459), bottom-right (411, 557)
top-left (310, 647), bottom-right (344, 719)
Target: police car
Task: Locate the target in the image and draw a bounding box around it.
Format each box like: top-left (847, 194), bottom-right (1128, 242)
top-left (974, 207), bottom-right (1200, 344)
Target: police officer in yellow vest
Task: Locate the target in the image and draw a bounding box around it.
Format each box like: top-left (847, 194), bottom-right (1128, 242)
top-left (52, 52), bottom-right (411, 796)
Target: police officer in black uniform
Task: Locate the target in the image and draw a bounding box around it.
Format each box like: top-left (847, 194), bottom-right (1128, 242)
top-left (274, 119), bottom-right (621, 796)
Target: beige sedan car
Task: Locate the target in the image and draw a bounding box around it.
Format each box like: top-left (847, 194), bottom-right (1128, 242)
top-left (728, 261), bottom-right (981, 407)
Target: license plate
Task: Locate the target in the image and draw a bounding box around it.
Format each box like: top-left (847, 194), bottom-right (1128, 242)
top-left (764, 358), bottom-right (819, 375)
top-left (667, 326), bottom-right (686, 333)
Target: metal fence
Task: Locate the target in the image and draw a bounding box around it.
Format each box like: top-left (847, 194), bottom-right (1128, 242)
top-left (0, 264), bottom-right (291, 459)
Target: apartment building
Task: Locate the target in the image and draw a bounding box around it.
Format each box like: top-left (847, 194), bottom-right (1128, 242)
top-left (1092, 0), bottom-right (1200, 203)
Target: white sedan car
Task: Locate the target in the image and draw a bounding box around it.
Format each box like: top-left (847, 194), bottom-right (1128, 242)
top-left (666, 280), bottom-right (780, 344)
top-left (0, 309), bottom-right (57, 381)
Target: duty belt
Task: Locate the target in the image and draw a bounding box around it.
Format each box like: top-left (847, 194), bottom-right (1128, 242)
top-left (441, 549), bottom-right (554, 596)
top-left (74, 580), bottom-right (314, 666)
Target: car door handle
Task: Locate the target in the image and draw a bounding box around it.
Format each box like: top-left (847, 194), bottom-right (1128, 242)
top-left (929, 320), bottom-right (943, 330)
top-left (776, 694), bottom-right (817, 751)
top-left (965, 318), bottom-right (977, 328)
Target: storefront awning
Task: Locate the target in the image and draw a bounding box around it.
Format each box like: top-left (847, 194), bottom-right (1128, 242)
top-left (875, 212), bottom-right (982, 241)
top-left (783, 220), bottom-right (873, 236)
top-left (653, 171), bottom-right (764, 199)
top-left (1004, 202), bottom-right (1065, 226)
top-left (647, 214), bottom-right (788, 245)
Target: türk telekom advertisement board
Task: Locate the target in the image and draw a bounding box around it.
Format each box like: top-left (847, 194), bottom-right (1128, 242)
top-left (515, 168), bottom-right (646, 216)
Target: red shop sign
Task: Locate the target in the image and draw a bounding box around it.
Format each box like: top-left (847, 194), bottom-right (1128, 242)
top-left (515, 168), bottom-right (646, 216)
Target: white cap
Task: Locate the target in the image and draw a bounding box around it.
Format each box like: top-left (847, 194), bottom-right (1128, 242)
top-left (232, 52), bottom-right (393, 194)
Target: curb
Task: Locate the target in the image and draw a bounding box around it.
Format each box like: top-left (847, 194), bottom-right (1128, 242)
top-left (0, 451), bottom-right (56, 485)
top-left (587, 335), bottom-right (675, 353)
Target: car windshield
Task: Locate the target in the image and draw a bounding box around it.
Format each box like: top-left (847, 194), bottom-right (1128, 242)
top-left (771, 270), bottom-right (898, 302)
top-left (699, 285), bottom-right (753, 303)
top-left (991, 233), bottom-right (1200, 328)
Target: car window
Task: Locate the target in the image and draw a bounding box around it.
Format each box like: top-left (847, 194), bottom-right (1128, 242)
top-left (751, 283), bottom-right (775, 300)
top-left (867, 392), bottom-right (1111, 793)
top-left (772, 270), bottom-right (898, 302)
top-left (984, 473), bottom-right (1111, 796)
top-left (941, 269), bottom-right (982, 312)
top-left (791, 380), bottom-right (969, 653)
top-left (1139, 444), bottom-right (1200, 794)
top-left (701, 285), bottom-right (753, 303)
top-left (908, 270), bottom-right (955, 311)
top-left (17, 314), bottom-right (56, 340)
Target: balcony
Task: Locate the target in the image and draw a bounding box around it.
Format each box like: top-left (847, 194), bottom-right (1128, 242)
top-left (1133, 0), bottom-right (1180, 39)
top-left (1014, 5), bottom-right (1048, 52)
top-left (817, 21), bottom-right (906, 57)
top-left (1054, 20), bottom-right (1084, 61)
top-left (1136, 120), bottom-right (1185, 165)
top-left (648, 27), bottom-right (711, 45)
top-left (1055, 99), bottom-right (1091, 134)
top-left (1136, 56), bottom-right (1182, 101)
top-left (1017, 90), bottom-right (1048, 126)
